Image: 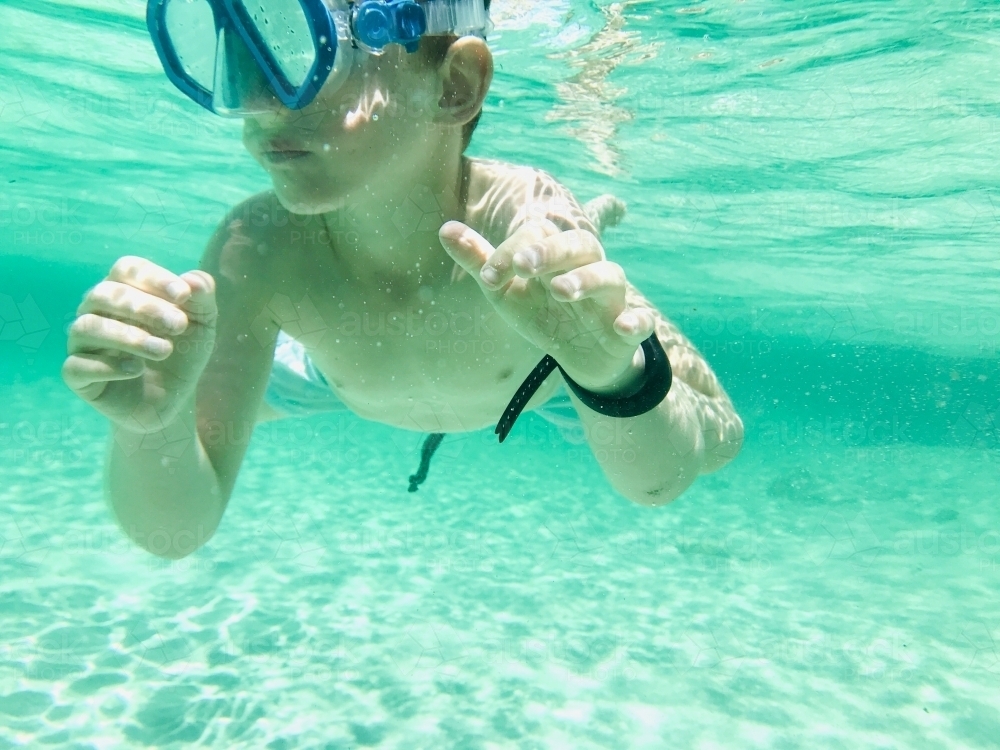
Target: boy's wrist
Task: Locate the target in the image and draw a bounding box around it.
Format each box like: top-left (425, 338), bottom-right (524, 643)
top-left (496, 335), bottom-right (672, 443)
top-left (109, 396), bottom-right (197, 455)
top-left (565, 345), bottom-right (646, 397)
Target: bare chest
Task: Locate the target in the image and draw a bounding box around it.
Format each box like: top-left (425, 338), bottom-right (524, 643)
top-left (271, 254), bottom-right (558, 432)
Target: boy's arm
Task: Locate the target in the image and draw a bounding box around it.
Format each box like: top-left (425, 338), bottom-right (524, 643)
top-left (625, 282), bottom-right (739, 435)
top-left (541, 175), bottom-right (743, 498)
top-left (106, 206), bottom-right (279, 558)
top-left (448, 167), bottom-right (742, 505)
top-left (565, 281), bottom-right (743, 505)
top-left (192, 216), bottom-right (280, 501)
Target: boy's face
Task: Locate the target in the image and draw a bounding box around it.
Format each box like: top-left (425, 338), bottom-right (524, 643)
top-left (241, 45), bottom-right (442, 214)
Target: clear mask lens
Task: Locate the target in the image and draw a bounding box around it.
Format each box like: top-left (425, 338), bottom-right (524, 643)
top-left (160, 0), bottom-right (353, 117)
top-left (163, 0), bottom-right (217, 91)
top-left (245, 0), bottom-right (316, 88)
top-left (213, 25), bottom-right (277, 115)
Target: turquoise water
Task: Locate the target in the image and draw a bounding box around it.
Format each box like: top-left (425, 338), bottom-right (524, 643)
top-left (2, 0), bottom-right (1000, 746)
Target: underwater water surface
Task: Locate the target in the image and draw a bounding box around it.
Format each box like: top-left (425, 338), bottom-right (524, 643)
top-left (2, 0), bottom-right (1000, 747)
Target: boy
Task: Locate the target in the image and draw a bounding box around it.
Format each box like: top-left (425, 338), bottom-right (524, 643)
top-left (62, 0), bottom-right (743, 559)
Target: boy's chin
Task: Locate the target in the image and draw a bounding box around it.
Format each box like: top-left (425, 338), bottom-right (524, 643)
top-left (271, 185), bottom-right (347, 216)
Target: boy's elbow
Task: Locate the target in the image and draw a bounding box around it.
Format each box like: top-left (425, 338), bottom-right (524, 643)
top-left (129, 523), bottom-right (218, 560)
top-left (107, 494), bottom-right (222, 561)
top-left (701, 411), bottom-right (744, 475)
top-left (624, 474), bottom-right (697, 507)
top-left (620, 459), bottom-right (700, 507)
top-left (619, 412), bottom-right (745, 507)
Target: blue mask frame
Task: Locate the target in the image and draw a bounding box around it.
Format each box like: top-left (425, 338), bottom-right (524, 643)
top-left (147, 0), bottom-right (479, 115)
top-left (148, 0), bottom-right (341, 114)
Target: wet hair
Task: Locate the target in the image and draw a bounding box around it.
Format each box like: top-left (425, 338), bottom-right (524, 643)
top-left (421, 0), bottom-right (492, 151)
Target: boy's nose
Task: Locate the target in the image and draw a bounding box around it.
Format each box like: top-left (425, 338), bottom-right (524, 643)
top-left (215, 29), bottom-right (283, 115)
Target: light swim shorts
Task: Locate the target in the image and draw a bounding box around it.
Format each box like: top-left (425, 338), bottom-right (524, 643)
top-left (263, 331), bottom-right (585, 443)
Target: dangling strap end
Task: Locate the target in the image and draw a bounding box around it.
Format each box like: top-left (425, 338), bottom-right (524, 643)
top-left (494, 354), bottom-right (559, 443)
top-left (407, 432), bottom-right (445, 492)
top-left (495, 333), bottom-right (672, 443)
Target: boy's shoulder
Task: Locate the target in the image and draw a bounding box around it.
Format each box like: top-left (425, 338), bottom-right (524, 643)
top-left (217, 190), bottom-right (312, 239)
top-left (466, 158), bottom-right (598, 246)
top-left (200, 190), bottom-right (312, 288)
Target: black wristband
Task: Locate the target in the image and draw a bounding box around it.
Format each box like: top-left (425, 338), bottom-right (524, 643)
top-left (495, 333), bottom-right (672, 443)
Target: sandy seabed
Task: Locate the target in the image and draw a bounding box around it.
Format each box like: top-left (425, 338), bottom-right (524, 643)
top-left (1, 378), bottom-right (999, 749)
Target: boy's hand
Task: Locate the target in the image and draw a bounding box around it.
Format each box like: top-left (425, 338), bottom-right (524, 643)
top-left (439, 220), bottom-right (655, 392)
top-left (62, 257), bottom-right (218, 431)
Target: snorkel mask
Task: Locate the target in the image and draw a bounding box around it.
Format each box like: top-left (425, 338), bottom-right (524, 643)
top-left (147, 0), bottom-right (491, 116)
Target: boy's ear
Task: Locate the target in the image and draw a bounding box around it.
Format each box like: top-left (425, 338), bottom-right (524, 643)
top-left (435, 37), bottom-right (493, 125)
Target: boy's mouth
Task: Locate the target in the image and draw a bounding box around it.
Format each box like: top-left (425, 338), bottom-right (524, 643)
top-left (262, 138), bottom-right (313, 164)
top-left (264, 150), bottom-right (312, 164)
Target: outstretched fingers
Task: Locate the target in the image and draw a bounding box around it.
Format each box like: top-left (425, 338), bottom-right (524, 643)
top-left (440, 220), bottom-right (562, 292)
top-left (511, 229), bottom-right (604, 282)
top-left (550, 260), bottom-right (626, 305)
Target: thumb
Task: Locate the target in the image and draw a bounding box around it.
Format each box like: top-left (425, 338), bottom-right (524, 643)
top-left (439, 221), bottom-right (495, 278)
top-left (179, 270), bottom-right (217, 327)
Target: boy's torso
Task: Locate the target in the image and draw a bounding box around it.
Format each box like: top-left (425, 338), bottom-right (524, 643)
top-left (232, 158), bottom-right (580, 432)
